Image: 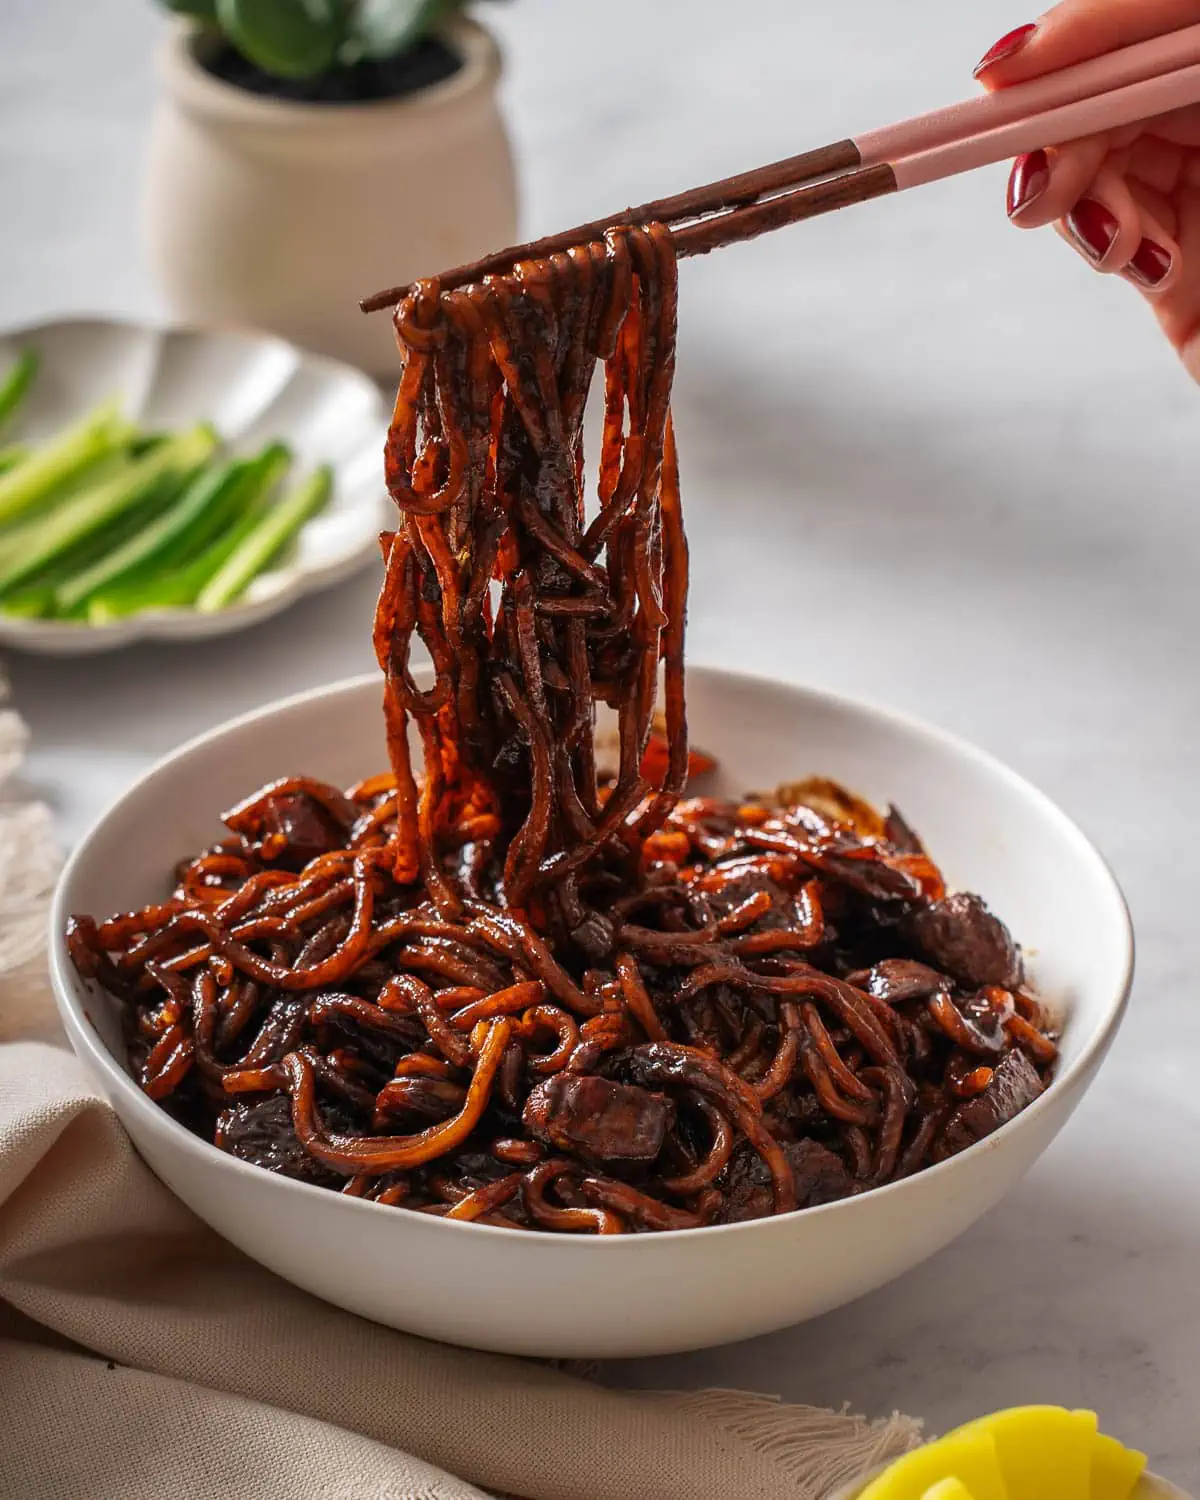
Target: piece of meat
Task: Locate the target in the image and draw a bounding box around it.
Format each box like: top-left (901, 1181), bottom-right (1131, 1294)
top-left (715, 1145), bottom-right (773, 1223)
top-left (848, 958), bottom-right (948, 1004)
top-left (903, 892), bottom-right (1022, 988)
top-left (807, 844), bottom-right (923, 903)
top-left (700, 873), bottom-right (787, 924)
top-left (569, 908), bottom-right (616, 963)
top-left (716, 1138), bottom-right (857, 1223)
top-left (375, 1077), bottom-right (467, 1123)
top-left (240, 996), bottom-right (309, 1065)
top-left (883, 804), bottom-right (925, 855)
top-left (522, 1074), bottom-right (673, 1163)
top-left (217, 1094), bottom-right (345, 1186)
top-left (787, 1137), bottom-right (858, 1207)
top-left (956, 990), bottom-right (1010, 1051)
top-left (939, 1050), bottom-right (1044, 1157)
top-left (236, 792), bottom-right (351, 872)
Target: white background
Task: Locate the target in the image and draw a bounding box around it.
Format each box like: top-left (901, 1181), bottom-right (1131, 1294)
top-left (2, 0), bottom-right (1197, 1478)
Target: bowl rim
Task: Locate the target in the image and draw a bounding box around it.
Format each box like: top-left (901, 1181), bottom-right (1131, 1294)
top-left (48, 663), bottom-right (1136, 1246)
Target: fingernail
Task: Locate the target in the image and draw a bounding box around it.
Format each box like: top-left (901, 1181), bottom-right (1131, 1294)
top-left (974, 23), bottom-right (1037, 77)
top-left (1065, 198), bottom-right (1119, 264)
top-left (1127, 238), bottom-right (1173, 288)
top-left (1007, 149), bottom-right (1050, 218)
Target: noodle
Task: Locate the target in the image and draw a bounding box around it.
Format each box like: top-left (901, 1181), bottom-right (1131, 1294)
top-left (66, 226), bottom-right (1058, 1232)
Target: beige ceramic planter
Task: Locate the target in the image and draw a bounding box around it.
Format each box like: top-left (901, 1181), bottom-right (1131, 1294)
top-left (143, 19), bottom-right (517, 376)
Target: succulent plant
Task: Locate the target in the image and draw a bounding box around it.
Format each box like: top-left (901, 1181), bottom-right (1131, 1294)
top-left (159, 0), bottom-right (475, 80)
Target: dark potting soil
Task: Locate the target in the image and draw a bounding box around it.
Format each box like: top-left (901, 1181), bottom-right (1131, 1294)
top-left (204, 36), bottom-right (462, 105)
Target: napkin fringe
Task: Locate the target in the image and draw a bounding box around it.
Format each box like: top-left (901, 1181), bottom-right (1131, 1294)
top-left (546, 1368), bottom-right (922, 1496)
top-left (654, 1389), bottom-right (921, 1494)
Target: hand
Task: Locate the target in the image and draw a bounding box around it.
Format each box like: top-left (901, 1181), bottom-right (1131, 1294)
top-left (976, 0), bottom-right (1200, 378)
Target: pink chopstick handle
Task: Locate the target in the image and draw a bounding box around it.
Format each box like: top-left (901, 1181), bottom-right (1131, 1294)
top-left (890, 59), bottom-right (1200, 190)
top-left (855, 21), bottom-right (1200, 166)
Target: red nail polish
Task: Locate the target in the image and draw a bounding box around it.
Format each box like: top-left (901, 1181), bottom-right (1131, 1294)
top-left (974, 23), bottom-right (1037, 77)
top-left (1007, 150), bottom-right (1049, 217)
top-left (1065, 199), bottom-right (1119, 263)
top-left (1128, 239), bottom-right (1172, 288)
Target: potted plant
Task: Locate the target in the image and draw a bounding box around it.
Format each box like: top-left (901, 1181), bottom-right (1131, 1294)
top-left (144, 0), bottom-right (518, 375)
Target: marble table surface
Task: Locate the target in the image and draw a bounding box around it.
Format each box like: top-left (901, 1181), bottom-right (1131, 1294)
top-left (3, 0), bottom-right (1197, 1482)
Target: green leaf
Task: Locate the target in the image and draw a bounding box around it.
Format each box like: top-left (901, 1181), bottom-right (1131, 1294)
top-left (158, 0), bottom-right (220, 21)
top-left (216, 0), bottom-right (345, 78)
top-left (350, 0), bottom-right (454, 60)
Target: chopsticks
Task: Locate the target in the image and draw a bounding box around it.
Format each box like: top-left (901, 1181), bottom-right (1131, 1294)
top-left (361, 23), bottom-right (1200, 312)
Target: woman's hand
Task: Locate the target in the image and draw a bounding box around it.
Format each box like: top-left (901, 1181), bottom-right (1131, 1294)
top-left (977, 0), bottom-right (1200, 377)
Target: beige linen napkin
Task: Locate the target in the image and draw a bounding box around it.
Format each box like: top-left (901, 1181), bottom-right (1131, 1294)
top-left (0, 669), bottom-right (921, 1499)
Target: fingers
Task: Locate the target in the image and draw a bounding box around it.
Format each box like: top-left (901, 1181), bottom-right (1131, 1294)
top-left (1057, 168), bottom-right (1143, 269)
top-left (1006, 137), bottom-right (1110, 224)
top-left (1007, 131), bottom-right (1195, 228)
top-left (1148, 191), bottom-right (1200, 366)
top-left (1005, 146), bottom-right (1182, 292)
top-left (1127, 175), bottom-right (1180, 239)
top-left (1115, 199), bottom-right (1180, 293)
top-left (974, 0), bottom-right (1200, 85)
top-left (1050, 167), bottom-right (1179, 289)
top-left (978, 4), bottom-right (1193, 360)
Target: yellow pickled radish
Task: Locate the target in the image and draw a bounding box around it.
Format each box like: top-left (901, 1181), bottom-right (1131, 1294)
top-left (1091, 1431), bottom-right (1148, 1500)
top-left (857, 1430), bottom-right (1008, 1500)
top-left (947, 1405), bottom-right (1097, 1499)
top-left (922, 1481), bottom-right (978, 1500)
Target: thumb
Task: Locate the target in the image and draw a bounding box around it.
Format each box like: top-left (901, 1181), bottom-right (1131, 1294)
top-left (974, 0), bottom-right (1200, 86)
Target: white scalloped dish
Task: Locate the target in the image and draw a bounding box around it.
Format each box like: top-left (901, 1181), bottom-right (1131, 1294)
top-left (0, 317), bottom-right (389, 655)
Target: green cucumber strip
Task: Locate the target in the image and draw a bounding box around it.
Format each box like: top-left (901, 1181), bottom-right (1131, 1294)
top-left (53, 458), bottom-right (242, 614)
top-left (0, 424), bottom-right (217, 596)
top-left (49, 461), bottom-right (219, 615)
top-left (0, 399), bottom-right (133, 528)
top-left (86, 523), bottom-right (251, 620)
top-left (85, 444), bottom-right (294, 620)
top-left (0, 588), bottom-right (55, 619)
top-left (156, 441), bottom-right (292, 572)
top-left (0, 450), bottom-right (136, 572)
top-left (195, 465), bottom-right (331, 613)
top-left (0, 350), bottom-right (38, 433)
top-left (0, 484), bottom-right (180, 612)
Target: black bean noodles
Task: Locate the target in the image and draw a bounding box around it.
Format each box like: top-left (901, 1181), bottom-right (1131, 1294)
top-left (67, 227), bottom-right (1057, 1231)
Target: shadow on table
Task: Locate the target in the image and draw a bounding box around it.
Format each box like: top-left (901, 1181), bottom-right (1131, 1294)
top-left (604, 1158), bottom-right (1198, 1478)
top-left (6, 563), bottom-right (385, 773)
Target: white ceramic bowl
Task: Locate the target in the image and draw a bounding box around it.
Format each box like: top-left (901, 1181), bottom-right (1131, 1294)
top-left (48, 667), bottom-right (1134, 1358)
top-left (0, 317), bottom-right (389, 654)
